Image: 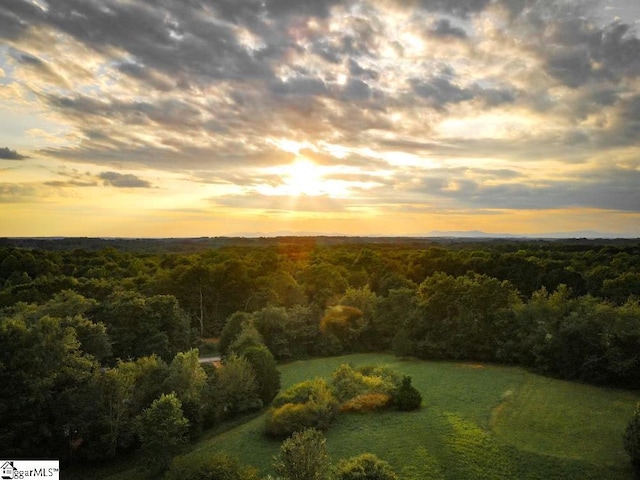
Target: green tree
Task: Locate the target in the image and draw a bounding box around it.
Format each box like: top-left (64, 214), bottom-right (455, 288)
top-left (164, 349), bottom-right (207, 437)
top-left (87, 354), bottom-right (170, 460)
top-left (624, 403), bottom-right (640, 477)
top-left (91, 291), bottom-right (190, 361)
top-left (393, 376), bottom-right (422, 411)
top-left (414, 273), bottom-right (520, 360)
top-left (213, 354), bottom-right (260, 415)
top-left (5, 291), bottom-right (111, 362)
top-left (134, 392), bottom-right (189, 476)
top-left (298, 262), bottom-right (348, 308)
top-left (229, 320), bottom-right (265, 355)
top-left (376, 287), bottom-right (420, 351)
top-left (220, 311), bottom-right (253, 356)
top-left (273, 428), bottom-right (332, 480)
top-left (0, 312), bottom-right (97, 458)
top-left (252, 306), bottom-right (291, 360)
top-left (320, 305), bottom-right (367, 353)
top-left (286, 304), bottom-right (321, 357)
top-left (335, 453), bottom-right (398, 480)
top-left (242, 345), bottom-right (281, 405)
top-left (339, 286), bottom-right (379, 350)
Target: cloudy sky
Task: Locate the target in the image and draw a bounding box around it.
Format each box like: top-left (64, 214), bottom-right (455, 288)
top-left (1, 0), bottom-right (640, 237)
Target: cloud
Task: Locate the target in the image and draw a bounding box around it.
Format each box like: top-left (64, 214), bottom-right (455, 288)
top-left (44, 180), bottom-right (97, 187)
top-left (0, 147), bottom-right (28, 160)
top-left (429, 18), bottom-right (468, 39)
top-left (99, 172), bottom-right (153, 188)
top-left (409, 75), bottom-right (474, 109)
top-left (1, 0), bottom-right (640, 235)
top-left (215, 193), bottom-right (347, 212)
top-left (0, 183), bottom-right (38, 202)
top-left (399, 164), bottom-right (640, 212)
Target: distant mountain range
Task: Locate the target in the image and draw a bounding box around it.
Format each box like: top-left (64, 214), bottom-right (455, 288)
top-left (425, 230), bottom-right (636, 239)
top-left (230, 230), bottom-right (638, 239)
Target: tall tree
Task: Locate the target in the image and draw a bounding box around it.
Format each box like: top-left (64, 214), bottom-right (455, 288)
top-left (242, 345), bottom-right (281, 405)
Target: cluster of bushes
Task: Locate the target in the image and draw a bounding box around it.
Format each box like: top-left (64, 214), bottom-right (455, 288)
top-left (265, 379), bottom-right (339, 438)
top-left (265, 364), bottom-right (421, 437)
top-left (158, 427), bottom-right (399, 480)
top-left (272, 428), bottom-right (398, 480)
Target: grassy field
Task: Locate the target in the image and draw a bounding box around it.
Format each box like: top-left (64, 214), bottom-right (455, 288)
top-left (102, 353), bottom-right (639, 480)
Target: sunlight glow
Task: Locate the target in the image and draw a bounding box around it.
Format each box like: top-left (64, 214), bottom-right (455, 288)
top-left (283, 159), bottom-right (332, 196)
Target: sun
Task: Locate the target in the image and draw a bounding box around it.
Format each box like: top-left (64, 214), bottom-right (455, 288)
top-left (283, 158), bottom-right (326, 196)
top-left (259, 147), bottom-right (350, 198)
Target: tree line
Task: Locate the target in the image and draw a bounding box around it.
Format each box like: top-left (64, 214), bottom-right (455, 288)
top-left (1, 238), bottom-right (639, 471)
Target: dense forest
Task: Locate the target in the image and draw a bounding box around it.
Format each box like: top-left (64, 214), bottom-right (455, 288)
top-left (1, 237), bottom-right (639, 472)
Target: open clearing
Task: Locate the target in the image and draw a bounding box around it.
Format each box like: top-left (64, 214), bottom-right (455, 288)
top-left (105, 353), bottom-right (639, 480)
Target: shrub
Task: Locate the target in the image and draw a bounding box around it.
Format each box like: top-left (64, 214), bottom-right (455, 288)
top-left (265, 378), bottom-right (339, 438)
top-left (357, 365), bottom-right (402, 389)
top-left (340, 393), bottom-right (393, 413)
top-left (272, 378), bottom-right (335, 407)
top-left (165, 453), bottom-right (259, 480)
top-left (331, 364), bottom-right (400, 403)
top-left (265, 403), bottom-right (320, 438)
top-left (335, 453), bottom-right (398, 480)
top-left (273, 428), bottom-right (332, 480)
top-left (393, 376), bottom-right (422, 411)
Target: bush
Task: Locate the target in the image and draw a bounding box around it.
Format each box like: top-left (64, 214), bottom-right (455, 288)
top-left (271, 378), bottom-right (333, 407)
top-left (331, 364), bottom-right (400, 403)
top-left (624, 403), bottom-right (640, 476)
top-left (340, 393), bottom-right (393, 413)
top-left (273, 428), bottom-right (332, 480)
top-left (335, 453), bottom-right (398, 480)
top-left (265, 378), bottom-right (339, 438)
top-left (165, 453), bottom-right (259, 480)
top-left (265, 403), bottom-right (320, 438)
top-left (393, 376), bottom-right (422, 411)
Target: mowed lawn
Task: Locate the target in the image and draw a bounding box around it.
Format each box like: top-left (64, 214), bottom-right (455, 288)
top-left (106, 353), bottom-right (639, 480)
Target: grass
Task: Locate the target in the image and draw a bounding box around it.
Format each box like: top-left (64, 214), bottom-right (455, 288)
top-left (100, 353), bottom-right (639, 480)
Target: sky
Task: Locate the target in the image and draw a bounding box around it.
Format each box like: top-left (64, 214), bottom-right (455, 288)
top-left (1, 0), bottom-right (640, 238)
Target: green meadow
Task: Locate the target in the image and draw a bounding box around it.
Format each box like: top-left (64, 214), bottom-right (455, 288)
top-left (105, 353), bottom-right (639, 480)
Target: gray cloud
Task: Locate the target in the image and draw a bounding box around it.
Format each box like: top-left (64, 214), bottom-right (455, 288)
top-left (342, 78), bottom-right (371, 101)
top-left (0, 183), bottom-right (38, 202)
top-left (407, 0), bottom-right (492, 18)
top-left (270, 77), bottom-right (329, 97)
top-left (429, 18), bottom-right (468, 39)
top-left (0, 147), bottom-right (28, 160)
top-left (44, 180), bottom-right (97, 188)
top-left (402, 165), bottom-right (640, 212)
top-left (410, 76), bottom-right (474, 109)
top-left (99, 172), bottom-right (153, 188)
top-left (2, 0), bottom-right (640, 225)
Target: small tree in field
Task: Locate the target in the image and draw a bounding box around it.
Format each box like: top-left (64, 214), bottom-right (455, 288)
top-left (393, 376), bottom-right (422, 411)
top-left (134, 393), bottom-right (189, 475)
top-left (624, 403), bottom-right (640, 477)
top-left (335, 453), bottom-right (398, 480)
top-left (273, 428), bottom-right (331, 480)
